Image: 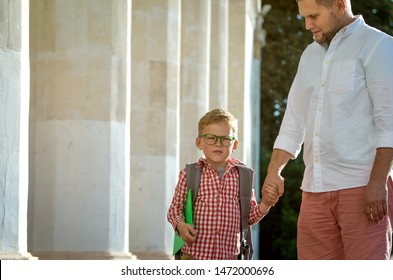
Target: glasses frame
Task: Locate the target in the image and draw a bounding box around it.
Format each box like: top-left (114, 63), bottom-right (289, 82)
top-left (199, 134), bottom-right (236, 147)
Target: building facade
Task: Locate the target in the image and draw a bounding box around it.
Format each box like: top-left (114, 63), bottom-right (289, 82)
top-left (0, 0), bottom-right (267, 259)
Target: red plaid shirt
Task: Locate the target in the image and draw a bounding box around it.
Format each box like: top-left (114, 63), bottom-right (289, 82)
top-left (167, 157), bottom-right (266, 260)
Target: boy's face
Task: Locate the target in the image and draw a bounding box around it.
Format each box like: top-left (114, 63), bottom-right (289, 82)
top-left (195, 122), bottom-right (238, 170)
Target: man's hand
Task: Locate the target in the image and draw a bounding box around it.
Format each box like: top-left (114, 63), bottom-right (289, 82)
top-left (261, 183), bottom-right (280, 207)
top-left (364, 148), bottom-right (393, 223)
top-left (364, 180), bottom-right (388, 223)
top-left (261, 148), bottom-right (291, 202)
top-left (263, 171), bottom-right (285, 198)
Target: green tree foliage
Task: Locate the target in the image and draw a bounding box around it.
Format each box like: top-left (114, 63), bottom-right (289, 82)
top-left (259, 0), bottom-right (393, 260)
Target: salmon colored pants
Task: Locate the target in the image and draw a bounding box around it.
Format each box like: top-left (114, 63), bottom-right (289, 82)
top-left (297, 177), bottom-right (393, 260)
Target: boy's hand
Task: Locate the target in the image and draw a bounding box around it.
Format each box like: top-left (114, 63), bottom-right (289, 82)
top-left (176, 221), bottom-right (196, 243)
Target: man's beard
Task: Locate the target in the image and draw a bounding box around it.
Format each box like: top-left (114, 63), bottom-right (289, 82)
top-left (314, 29), bottom-right (338, 45)
top-left (315, 13), bottom-right (344, 46)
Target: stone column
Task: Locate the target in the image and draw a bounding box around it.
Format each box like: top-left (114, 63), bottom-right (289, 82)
top-left (28, 0), bottom-right (134, 259)
top-left (0, 0), bottom-right (36, 260)
top-left (228, 0), bottom-right (247, 162)
top-left (179, 0), bottom-right (211, 166)
top-left (129, 0), bottom-right (181, 259)
top-left (209, 0), bottom-right (228, 109)
top-left (227, 0), bottom-right (262, 258)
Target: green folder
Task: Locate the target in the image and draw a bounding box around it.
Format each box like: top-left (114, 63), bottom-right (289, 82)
top-left (172, 189), bottom-right (193, 255)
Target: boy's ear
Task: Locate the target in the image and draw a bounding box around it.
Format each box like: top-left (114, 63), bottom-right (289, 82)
top-left (195, 137), bottom-right (203, 150)
top-left (232, 139), bottom-right (239, 151)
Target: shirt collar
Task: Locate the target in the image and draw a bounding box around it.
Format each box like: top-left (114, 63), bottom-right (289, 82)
top-left (340, 15), bottom-right (364, 38)
top-left (319, 15), bottom-right (364, 50)
top-left (197, 157), bottom-right (242, 171)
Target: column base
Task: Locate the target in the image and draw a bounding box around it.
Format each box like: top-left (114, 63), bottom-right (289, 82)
top-left (32, 251), bottom-right (138, 260)
top-left (132, 251), bottom-right (173, 260)
top-left (0, 252), bottom-right (38, 260)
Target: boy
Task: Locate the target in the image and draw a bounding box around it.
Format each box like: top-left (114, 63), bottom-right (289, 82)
top-left (167, 108), bottom-right (279, 260)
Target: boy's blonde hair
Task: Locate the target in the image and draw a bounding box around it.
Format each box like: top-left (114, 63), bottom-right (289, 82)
top-left (198, 108), bottom-right (238, 138)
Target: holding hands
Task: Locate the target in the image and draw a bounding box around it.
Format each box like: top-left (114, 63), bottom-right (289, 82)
top-left (259, 162), bottom-right (287, 213)
top-left (262, 170), bottom-right (285, 206)
top-left (259, 149), bottom-right (291, 212)
top-left (262, 184), bottom-right (281, 207)
top-left (258, 182), bottom-right (281, 214)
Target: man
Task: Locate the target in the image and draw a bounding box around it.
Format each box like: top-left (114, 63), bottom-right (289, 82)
top-left (262, 0), bottom-right (393, 259)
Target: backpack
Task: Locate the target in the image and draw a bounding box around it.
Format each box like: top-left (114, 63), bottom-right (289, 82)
top-left (181, 162), bottom-right (255, 260)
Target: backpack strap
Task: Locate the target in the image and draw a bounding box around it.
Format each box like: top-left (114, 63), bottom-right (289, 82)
top-left (174, 163), bottom-right (200, 260)
top-left (237, 164), bottom-right (255, 260)
top-left (185, 163), bottom-right (201, 206)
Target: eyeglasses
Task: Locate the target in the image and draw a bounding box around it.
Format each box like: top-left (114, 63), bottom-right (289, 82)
top-left (199, 134), bottom-right (236, 147)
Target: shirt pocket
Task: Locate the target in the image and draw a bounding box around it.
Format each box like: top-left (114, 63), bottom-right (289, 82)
top-left (327, 60), bottom-right (357, 94)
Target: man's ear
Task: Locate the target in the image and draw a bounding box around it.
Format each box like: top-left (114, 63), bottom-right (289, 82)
top-left (336, 0), bottom-right (346, 16)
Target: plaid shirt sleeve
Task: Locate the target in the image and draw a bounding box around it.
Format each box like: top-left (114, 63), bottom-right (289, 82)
top-left (248, 189), bottom-right (268, 225)
top-left (167, 168), bottom-right (187, 230)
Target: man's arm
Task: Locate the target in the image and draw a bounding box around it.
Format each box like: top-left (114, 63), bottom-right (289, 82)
top-left (364, 147), bottom-right (393, 223)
